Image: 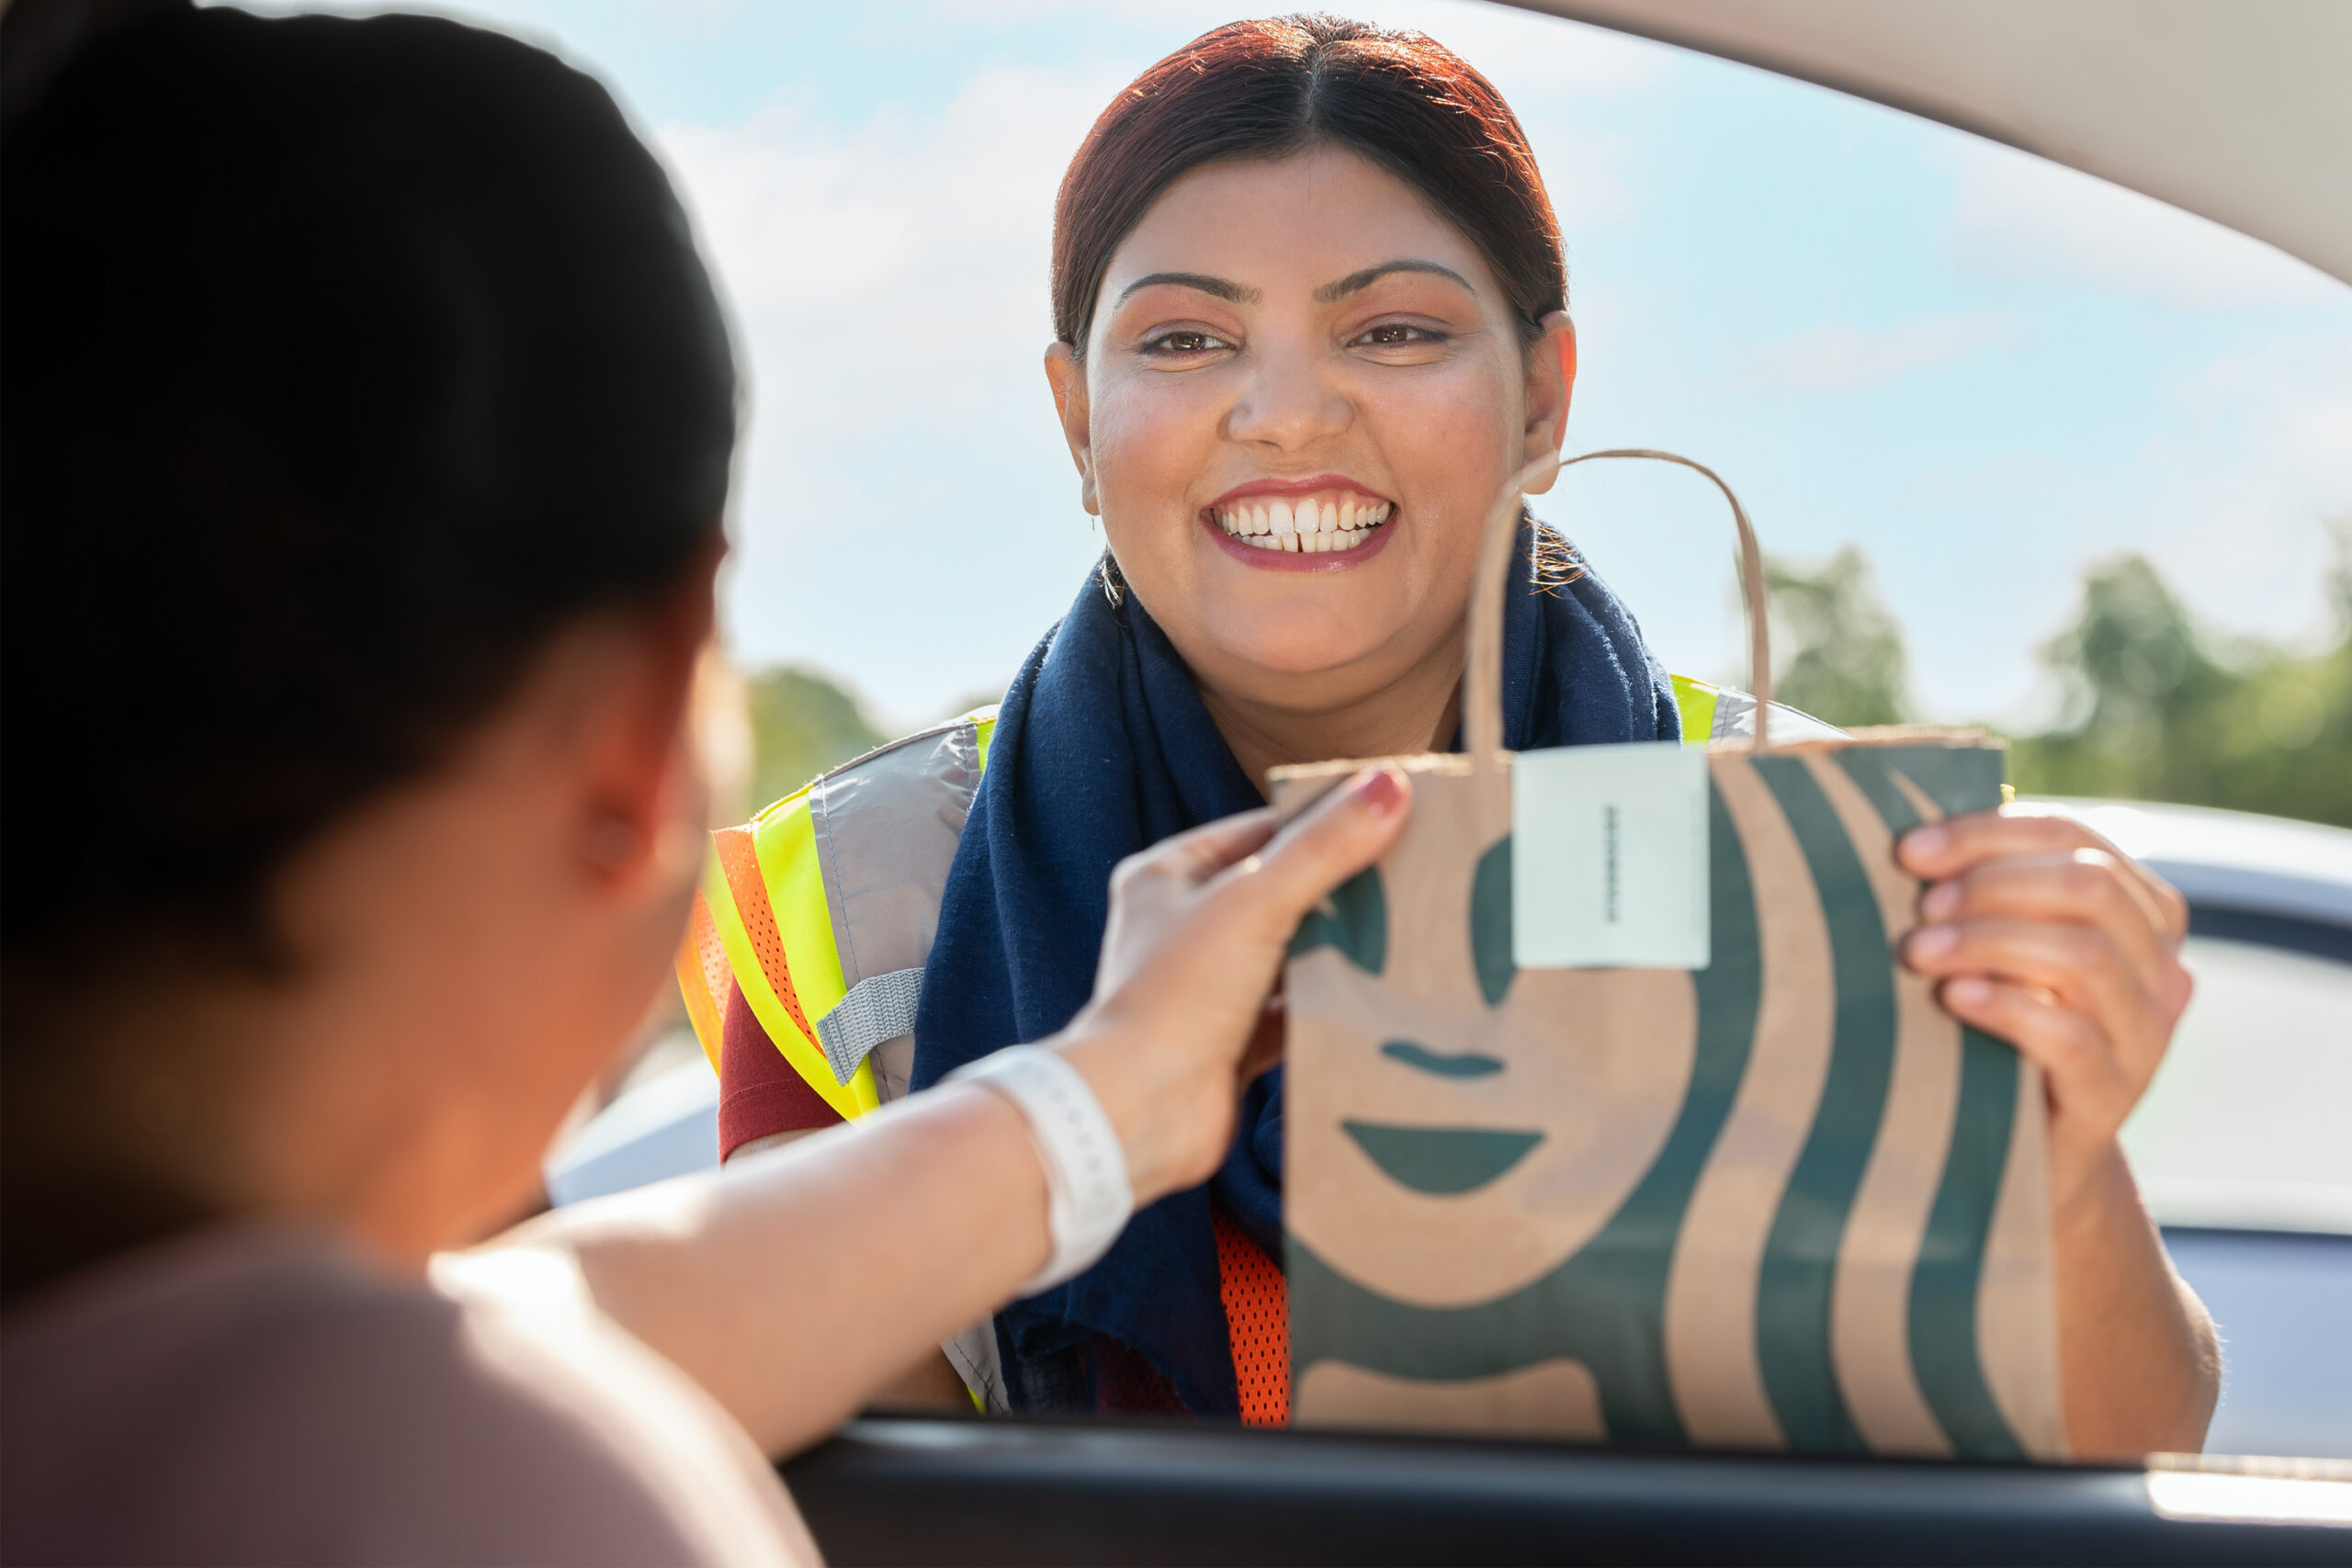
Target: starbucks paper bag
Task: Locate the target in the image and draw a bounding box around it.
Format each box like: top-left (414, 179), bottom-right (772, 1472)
top-left (1268, 451), bottom-right (2064, 1461)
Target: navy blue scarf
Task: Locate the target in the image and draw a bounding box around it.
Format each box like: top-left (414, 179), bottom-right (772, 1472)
top-left (910, 525), bottom-right (1679, 1416)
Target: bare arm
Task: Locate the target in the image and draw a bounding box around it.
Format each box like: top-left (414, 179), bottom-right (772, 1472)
top-left (1900, 808), bottom-right (2220, 1458)
top-left (473, 765), bottom-right (1410, 1458)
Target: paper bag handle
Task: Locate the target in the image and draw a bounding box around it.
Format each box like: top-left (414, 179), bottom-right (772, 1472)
top-left (1465, 447), bottom-right (1772, 769)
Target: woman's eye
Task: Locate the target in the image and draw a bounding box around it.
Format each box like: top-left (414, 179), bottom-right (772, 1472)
top-left (1143, 330), bottom-right (1228, 355)
top-left (1356, 322), bottom-right (1441, 347)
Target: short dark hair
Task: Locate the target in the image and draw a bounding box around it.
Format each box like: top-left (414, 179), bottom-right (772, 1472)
top-left (1051, 13), bottom-right (1567, 352)
top-left (1, 8), bottom-right (737, 963)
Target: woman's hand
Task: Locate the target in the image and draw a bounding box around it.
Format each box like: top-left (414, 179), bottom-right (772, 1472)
top-left (503, 765), bottom-right (1408, 1458)
top-left (1056, 764), bottom-right (1410, 1206)
top-left (1895, 806), bottom-right (2192, 1210)
top-left (1895, 805), bottom-right (2218, 1457)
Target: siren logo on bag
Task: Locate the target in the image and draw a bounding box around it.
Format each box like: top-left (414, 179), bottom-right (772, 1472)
top-left (1270, 449), bottom-right (2064, 1461)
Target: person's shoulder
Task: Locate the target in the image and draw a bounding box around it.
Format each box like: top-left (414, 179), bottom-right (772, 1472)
top-left (796, 704), bottom-right (1001, 813)
top-left (1, 1227), bottom-right (806, 1567)
top-left (695, 705), bottom-right (1002, 1118)
top-left (432, 1248), bottom-right (819, 1564)
top-left (723, 704), bottom-right (998, 852)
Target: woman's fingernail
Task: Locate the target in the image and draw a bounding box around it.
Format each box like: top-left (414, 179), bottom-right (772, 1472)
top-left (1352, 764), bottom-right (1405, 818)
top-left (1945, 976), bottom-right (1994, 1009)
top-left (1905, 825), bottom-right (1948, 860)
top-left (1921, 881), bottom-right (1961, 920)
top-left (1909, 924), bottom-right (1957, 961)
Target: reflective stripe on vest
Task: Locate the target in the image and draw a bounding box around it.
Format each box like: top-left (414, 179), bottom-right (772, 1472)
top-left (675, 706), bottom-right (996, 1120)
top-left (1670, 673), bottom-right (1719, 746)
top-left (1670, 672), bottom-right (1847, 747)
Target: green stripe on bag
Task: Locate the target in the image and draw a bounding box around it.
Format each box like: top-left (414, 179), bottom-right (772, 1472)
top-left (1827, 748), bottom-right (2023, 1460)
top-left (1752, 757), bottom-right (1894, 1455)
top-left (1909, 1028), bottom-right (2025, 1459)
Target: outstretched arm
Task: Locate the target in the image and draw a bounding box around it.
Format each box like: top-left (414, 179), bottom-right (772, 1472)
top-left (1899, 807), bottom-right (2220, 1459)
top-left (468, 764), bottom-right (1409, 1459)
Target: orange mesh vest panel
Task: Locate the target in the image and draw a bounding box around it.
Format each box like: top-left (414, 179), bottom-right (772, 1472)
top-left (1213, 1208), bottom-right (1289, 1427)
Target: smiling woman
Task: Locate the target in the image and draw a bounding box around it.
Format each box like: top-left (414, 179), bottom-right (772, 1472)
top-left (689, 13), bottom-right (2215, 1453)
top-left (694, 15), bottom-right (1717, 1422)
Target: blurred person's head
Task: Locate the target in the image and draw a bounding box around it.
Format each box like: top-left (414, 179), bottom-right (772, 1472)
top-left (1042, 16), bottom-right (1576, 744)
top-left (1, 7), bottom-right (736, 1292)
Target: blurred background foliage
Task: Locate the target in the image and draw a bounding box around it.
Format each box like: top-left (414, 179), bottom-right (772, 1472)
top-left (2007, 540), bottom-right (2351, 825)
top-left (740, 533), bottom-right (2351, 829)
top-left (741, 666), bottom-right (1001, 812)
top-left (1764, 546), bottom-right (1912, 729)
top-left (741, 666), bottom-right (886, 813)
top-left (1757, 525), bottom-right (2352, 827)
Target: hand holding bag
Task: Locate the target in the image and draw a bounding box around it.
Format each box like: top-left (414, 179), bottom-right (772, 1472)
top-left (1269, 450), bottom-right (2065, 1460)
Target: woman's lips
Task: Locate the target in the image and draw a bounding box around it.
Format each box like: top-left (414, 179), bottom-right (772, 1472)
top-left (1200, 504), bottom-right (1398, 571)
top-left (1202, 477), bottom-right (1397, 571)
top-left (1207, 472), bottom-right (1387, 506)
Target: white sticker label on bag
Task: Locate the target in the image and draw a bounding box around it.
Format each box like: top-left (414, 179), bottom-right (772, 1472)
top-left (1512, 742), bottom-right (1710, 970)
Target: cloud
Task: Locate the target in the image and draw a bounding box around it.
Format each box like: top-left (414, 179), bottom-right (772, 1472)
top-left (2129, 326), bottom-right (2352, 645)
top-left (1739, 313), bottom-right (2012, 395)
top-left (652, 62), bottom-right (1142, 724)
top-left (1885, 320), bottom-right (2352, 730)
top-left (1942, 138), bottom-right (2339, 310)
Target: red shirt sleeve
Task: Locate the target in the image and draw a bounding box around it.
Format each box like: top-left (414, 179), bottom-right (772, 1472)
top-left (717, 979), bottom-right (844, 1159)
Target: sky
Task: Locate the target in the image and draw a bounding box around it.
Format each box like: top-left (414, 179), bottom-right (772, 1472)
top-left (254, 0), bottom-right (2352, 733)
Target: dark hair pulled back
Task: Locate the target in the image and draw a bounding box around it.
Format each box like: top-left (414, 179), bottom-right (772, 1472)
top-left (1051, 13), bottom-right (1566, 353)
top-left (0, 9), bottom-right (738, 964)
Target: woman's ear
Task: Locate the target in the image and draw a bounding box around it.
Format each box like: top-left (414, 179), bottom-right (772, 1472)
top-left (1043, 342), bottom-right (1100, 516)
top-left (1519, 312), bottom-right (1577, 494)
top-left (575, 535), bottom-right (724, 895)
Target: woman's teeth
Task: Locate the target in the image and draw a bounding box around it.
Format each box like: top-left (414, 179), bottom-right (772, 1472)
top-left (1214, 494), bottom-right (1394, 554)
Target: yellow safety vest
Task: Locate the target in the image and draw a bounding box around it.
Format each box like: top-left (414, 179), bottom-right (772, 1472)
top-left (674, 674), bottom-right (1833, 1112)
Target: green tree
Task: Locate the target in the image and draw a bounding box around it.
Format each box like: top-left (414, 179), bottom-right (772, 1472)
top-left (742, 665), bottom-right (886, 810)
top-left (1758, 546), bottom-right (1911, 728)
top-left (2010, 529), bottom-right (2352, 827)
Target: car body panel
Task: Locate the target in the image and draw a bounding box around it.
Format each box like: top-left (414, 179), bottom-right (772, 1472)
top-left (781, 1416), bottom-right (2352, 1565)
top-left (1524, 0), bottom-right (2352, 285)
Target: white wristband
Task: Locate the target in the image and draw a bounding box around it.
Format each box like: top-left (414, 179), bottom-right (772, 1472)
top-left (946, 1044), bottom-right (1134, 1295)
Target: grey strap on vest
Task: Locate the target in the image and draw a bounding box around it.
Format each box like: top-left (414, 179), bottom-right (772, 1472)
top-left (805, 712), bottom-right (988, 1102)
top-left (814, 965), bottom-right (926, 1088)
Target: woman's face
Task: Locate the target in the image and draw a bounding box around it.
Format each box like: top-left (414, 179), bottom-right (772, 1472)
top-left (1048, 145), bottom-right (1572, 724)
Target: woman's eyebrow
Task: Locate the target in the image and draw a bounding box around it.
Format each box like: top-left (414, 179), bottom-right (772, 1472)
top-left (1315, 258), bottom-right (1475, 302)
top-left (1114, 271), bottom-right (1261, 308)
